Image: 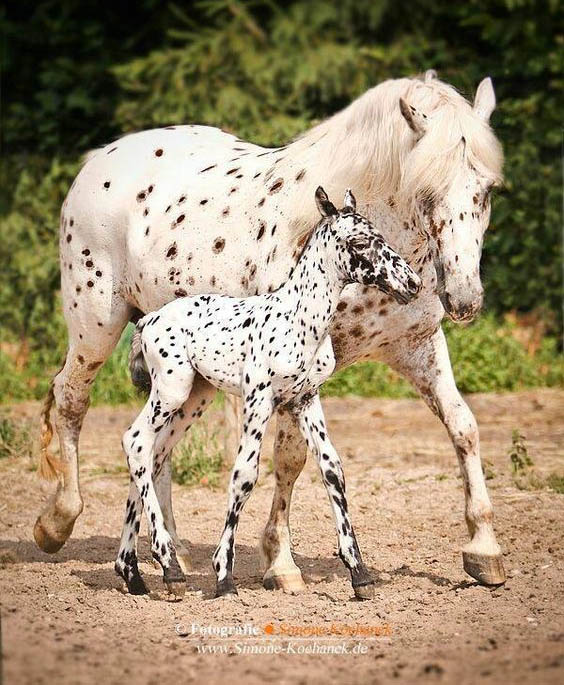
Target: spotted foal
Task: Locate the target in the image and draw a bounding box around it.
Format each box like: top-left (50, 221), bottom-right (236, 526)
top-left (116, 187), bottom-right (421, 599)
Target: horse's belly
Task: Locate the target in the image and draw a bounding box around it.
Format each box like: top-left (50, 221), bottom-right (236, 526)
top-left (127, 222), bottom-right (264, 313)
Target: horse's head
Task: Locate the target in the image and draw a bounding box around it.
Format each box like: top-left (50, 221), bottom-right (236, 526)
top-left (315, 187), bottom-right (421, 304)
top-left (398, 76), bottom-right (503, 322)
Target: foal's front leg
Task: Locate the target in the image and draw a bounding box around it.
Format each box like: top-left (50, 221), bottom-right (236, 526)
top-left (294, 394), bottom-right (374, 599)
top-left (213, 385), bottom-right (273, 597)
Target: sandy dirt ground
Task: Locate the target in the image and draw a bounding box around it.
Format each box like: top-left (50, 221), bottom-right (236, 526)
top-left (1, 389), bottom-right (563, 685)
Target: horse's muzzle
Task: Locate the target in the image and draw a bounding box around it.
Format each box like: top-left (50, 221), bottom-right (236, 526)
top-left (441, 290), bottom-right (483, 322)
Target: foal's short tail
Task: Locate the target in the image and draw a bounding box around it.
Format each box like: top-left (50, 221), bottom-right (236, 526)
top-left (129, 318), bottom-right (152, 394)
top-left (38, 356), bottom-right (66, 481)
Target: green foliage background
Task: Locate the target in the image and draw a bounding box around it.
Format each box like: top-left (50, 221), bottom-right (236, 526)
top-left (1, 0), bottom-right (562, 402)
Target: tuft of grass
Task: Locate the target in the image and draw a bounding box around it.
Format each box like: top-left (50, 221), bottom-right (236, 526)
top-left (546, 474), bottom-right (564, 494)
top-left (0, 411), bottom-right (33, 459)
top-left (171, 421), bottom-right (224, 488)
top-left (508, 429), bottom-right (537, 490)
top-left (509, 429), bottom-right (533, 475)
top-left (507, 430), bottom-right (564, 494)
top-left (482, 458), bottom-right (496, 480)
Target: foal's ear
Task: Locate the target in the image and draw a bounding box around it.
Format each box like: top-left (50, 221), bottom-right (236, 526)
top-left (343, 188), bottom-right (356, 213)
top-left (315, 186), bottom-right (338, 217)
top-left (399, 98), bottom-right (428, 138)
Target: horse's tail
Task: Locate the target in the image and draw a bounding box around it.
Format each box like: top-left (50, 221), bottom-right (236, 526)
top-left (39, 357), bottom-right (66, 481)
top-left (129, 317), bottom-right (151, 394)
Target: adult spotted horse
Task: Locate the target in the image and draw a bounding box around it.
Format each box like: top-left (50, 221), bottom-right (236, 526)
top-left (37, 71), bottom-right (506, 588)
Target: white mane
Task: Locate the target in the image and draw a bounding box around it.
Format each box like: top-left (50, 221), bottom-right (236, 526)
top-left (279, 75), bottom-right (504, 232)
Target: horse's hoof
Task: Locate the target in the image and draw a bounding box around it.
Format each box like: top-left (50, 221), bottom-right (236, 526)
top-left (215, 577), bottom-right (238, 598)
top-left (263, 571), bottom-right (306, 594)
top-left (33, 517), bottom-right (68, 554)
top-left (353, 581), bottom-right (375, 600)
top-left (165, 578), bottom-right (186, 597)
top-left (462, 551), bottom-right (506, 586)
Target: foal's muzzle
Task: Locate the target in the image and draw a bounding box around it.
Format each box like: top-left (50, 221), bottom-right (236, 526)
top-left (390, 273), bottom-right (422, 305)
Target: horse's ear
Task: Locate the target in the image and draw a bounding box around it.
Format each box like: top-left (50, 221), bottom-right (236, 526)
top-left (473, 77), bottom-right (496, 122)
top-left (424, 69), bottom-right (437, 82)
top-left (399, 98), bottom-right (428, 138)
top-left (343, 188), bottom-right (356, 213)
top-left (315, 186), bottom-right (337, 217)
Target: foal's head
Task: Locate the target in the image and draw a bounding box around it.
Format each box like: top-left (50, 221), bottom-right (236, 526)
top-left (315, 187), bottom-right (421, 304)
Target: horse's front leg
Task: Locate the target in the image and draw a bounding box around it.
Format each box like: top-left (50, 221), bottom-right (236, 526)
top-left (389, 328), bottom-right (505, 585)
top-left (260, 409), bottom-right (308, 593)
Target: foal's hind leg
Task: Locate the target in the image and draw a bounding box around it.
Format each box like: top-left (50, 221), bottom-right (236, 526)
top-left (34, 302), bottom-right (131, 553)
top-left (151, 374), bottom-right (217, 573)
top-left (115, 480), bottom-right (148, 595)
top-left (388, 329), bottom-right (505, 585)
top-left (122, 363), bottom-right (196, 596)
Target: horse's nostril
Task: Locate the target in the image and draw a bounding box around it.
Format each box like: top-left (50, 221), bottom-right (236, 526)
top-left (408, 277), bottom-right (421, 294)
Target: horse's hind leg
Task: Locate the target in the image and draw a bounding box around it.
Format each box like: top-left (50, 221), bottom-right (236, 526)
top-left (34, 302), bottom-right (131, 553)
top-left (260, 409), bottom-right (307, 593)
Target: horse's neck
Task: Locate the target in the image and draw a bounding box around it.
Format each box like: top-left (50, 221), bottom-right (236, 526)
top-left (277, 229), bottom-right (344, 342)
top-left (279, 135), bottom-right (428, 264)
top-left (364, 200), bottom-right (427, 261)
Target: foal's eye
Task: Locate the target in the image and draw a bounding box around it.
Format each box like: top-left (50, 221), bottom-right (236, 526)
top-left (349, 238), bottom-right (370, 250)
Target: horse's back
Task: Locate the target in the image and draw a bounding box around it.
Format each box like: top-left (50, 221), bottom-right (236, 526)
top-left (61, 125), bottom-right (293, 314)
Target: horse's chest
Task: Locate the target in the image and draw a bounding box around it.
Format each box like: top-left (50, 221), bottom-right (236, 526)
top-left (330, 285), bottom-right (442, 367)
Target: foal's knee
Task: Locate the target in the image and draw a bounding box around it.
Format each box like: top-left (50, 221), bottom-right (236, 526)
top-left (233, 464), bottom-right (259, 499)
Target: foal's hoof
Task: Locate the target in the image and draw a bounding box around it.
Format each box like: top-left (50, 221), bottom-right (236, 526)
top-left (462, 551), bottom-right (506, 586)
top-left (353, 581), bottom-right (375, 601)
top-left (163, 551), bottom-right (187, 597)
top-left (263, 571), bottom-right (306, 594)
top-left (128, 573), bottom-right (149, 596)
top-left (115, 561), bottom-right (150, 596)
top-left (215, 576), bottom-right (238, 598)
top-left (351, 564), bottom-right (375, 600)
